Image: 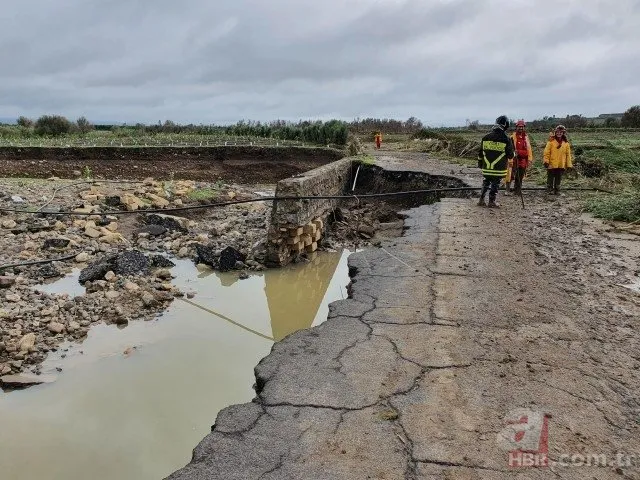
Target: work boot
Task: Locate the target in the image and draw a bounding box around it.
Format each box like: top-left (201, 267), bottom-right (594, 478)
top-left (477, 198), bottom-right (487, 207)
top-left (488, 200), bottom-right (501, 208)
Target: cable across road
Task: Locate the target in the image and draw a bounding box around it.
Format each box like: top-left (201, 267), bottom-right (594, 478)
top-left (0, 185), bottom-right (612, 217)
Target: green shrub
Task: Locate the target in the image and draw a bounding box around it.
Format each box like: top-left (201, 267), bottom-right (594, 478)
top-left (584, 189), bottom-right (640, 222)
top-left (35, 115), bottom-right (72, 136)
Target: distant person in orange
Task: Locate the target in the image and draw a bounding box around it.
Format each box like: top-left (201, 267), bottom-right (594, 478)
top-left (374, 132), bottom-right (382, 149)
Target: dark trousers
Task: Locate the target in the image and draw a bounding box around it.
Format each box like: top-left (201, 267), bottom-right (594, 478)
top-left (547, 168), bottom-right (564, 192)
top-left (480, 176), bottom-right (501, 202)
top-left (513, 167), bottom-right (526, 193)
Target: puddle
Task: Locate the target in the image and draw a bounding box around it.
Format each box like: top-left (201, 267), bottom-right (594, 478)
top-left (33, 268), bottom-right (86, 298)
top-left (0, 249), bottom-right (352, 480)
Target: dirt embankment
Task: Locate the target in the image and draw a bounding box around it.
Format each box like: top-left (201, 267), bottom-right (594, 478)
top-left (0, 146), bottom-right (344, 183)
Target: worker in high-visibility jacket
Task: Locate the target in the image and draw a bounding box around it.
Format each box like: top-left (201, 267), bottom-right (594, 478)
top-left (507, 119), bottom-right (533, 195)
top-left (477, 115), bottom-right (514, 208)
top-left (543, 125), bottom-right (572, 195)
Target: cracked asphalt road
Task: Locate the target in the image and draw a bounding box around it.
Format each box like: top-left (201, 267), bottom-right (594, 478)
top-left (167, 154), bottom-right (640, 480)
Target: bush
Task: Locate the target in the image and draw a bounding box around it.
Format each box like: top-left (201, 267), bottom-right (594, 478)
top-left (621, 106), bottom-right (640, 128)
top-left (35, 115), bottom-right (72, 136)
top-left (584, 189), bottom-right (640, 222)
top-left (411, 129), bottom-right (447, 141)
top-left (76, 116), bottom-right (93, 134)
top-left (17, 116), bottom-right (33, 128)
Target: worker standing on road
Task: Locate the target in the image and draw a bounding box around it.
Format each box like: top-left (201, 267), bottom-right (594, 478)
top-left (508, 120), bottom-right (533, 195)
top-left (477, 115), bottom-right (514, 208)
top-left (543, 125), bottom-right (572, 195)
top-left (374, 132), bottom-right (382, 150)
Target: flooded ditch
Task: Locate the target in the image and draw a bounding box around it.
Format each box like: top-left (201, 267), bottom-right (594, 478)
top-left (0, 250), bottom-right (352, 480)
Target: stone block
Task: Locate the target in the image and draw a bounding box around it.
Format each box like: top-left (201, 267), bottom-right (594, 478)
top-left (287, 236), bottom-right (300, 245)
top-left (303, 223), bottom-right (317, 235)
top-left (305, 242), bottom-right (318, 253)
top-left (301, 234), bottom-right (313, 247)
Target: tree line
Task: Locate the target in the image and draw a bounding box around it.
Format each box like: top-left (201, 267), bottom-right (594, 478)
top-left (10, 116), bottom-right (349, 146)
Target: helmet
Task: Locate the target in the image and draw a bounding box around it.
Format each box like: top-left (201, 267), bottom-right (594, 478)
top-left (495, 115), bottom-right (510, 130)
top-left (516, 119), bottom-right (525, 127)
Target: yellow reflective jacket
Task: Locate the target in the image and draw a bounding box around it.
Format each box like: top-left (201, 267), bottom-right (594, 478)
top-left (543, 135), bottom-right (573, 169)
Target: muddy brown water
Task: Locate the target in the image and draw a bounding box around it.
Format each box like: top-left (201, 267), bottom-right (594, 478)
top-left (0, 250), bottom-right (352, 480)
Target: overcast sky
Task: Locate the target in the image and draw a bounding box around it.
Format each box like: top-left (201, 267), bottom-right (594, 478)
top-left (1, 0), bottom-right (639, 126)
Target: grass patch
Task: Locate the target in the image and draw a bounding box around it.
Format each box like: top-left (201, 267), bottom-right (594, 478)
top-left (584, 189), bottom-right (640, 223)
top-left (377, 409), bottom-right (399, 421)
top-left (354, 154), bottom-right (375, 166)
top-left (187, 188), bottom-right (220, 202)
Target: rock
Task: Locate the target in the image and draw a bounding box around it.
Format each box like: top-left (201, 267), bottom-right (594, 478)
top-left (174, 199), bottom-right (183, 206)
top-left (104, 196), bottom-right (123, 208)
top-left (160, 283), bottom-right (173, 291)
top-left (11, 196), bottom-right (24, 203)
top-left (75, 252), bottom-right (91, 263)
top-left (84, 227), bottom-right (101, 239)
top-left (68, 321), bottom-right (80, 332)
top-left (105, 290), bottom-right (120, 299)
top-left (186, 292), bottom-right (196, 299)
top-left (143, 177), bottom-right (155, 186)
top-left (5, 293), bottom-right (21, 302)
top-left (146, 193), bottom-right (170, 208)
top-left (105, 222), bottom-right (118, 232)
top-left (43, 238), bottom-right (70, 249)
top-left (137, 225), bottom-right (167, 237)
top-left (18, 333), bottom-right (36, 352)
top-left (115, 251), bottom-right (150, 276)
top-left (48, 322), bottom-right (64, 334)
top-left (72, 170), bottom-right (82, 177)
top-left (1, 219), bottom-right (17, 229)
top-left (0, 276), bottom-right (16, 288)
top-left (234, 260), bottom-right (246, 269)
top-left (104, 271), bottom-right (116, 282)
top-left (143, 214), bottom-right (187, 232)
top-left (54, 221), bottom-right (66, 231)
top-left (196, 263), bottom-right (212, 272)
top-left (79, 259), bottom-right (112, 284)
top-left (195, 244), bottom-right (217, 267)
top-left (37, 264), bottom-right (60, 279)
top-left (150, 255), bottom-right (175, 268)
top-left (239, 271), bottom-right (249, 280)
top-left (1, 374), bottom-right (56, 388)
top-left (178, 247), bottom-right (189, 258)
top-left (156, 269), bottom-right (172, 280)
top-left (1, 365), bottom-right (11, 375)
top-left (141, 292), bottom-right (158, 307)
top-left (219, 246), bottom-right (246, 272)
top-left (124, 281), bottom-right (140, 291)
top-left (100, 233), bottom-right (126, 244)
top-left (114, 315), bottom-right (128, 326)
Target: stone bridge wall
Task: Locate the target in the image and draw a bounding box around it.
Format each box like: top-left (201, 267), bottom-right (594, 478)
top-left (266, 157), bottom-right (354, 266)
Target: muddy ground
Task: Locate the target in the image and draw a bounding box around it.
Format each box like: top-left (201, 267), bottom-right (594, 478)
top-left (0, 173), bottom-right (402, 386)
top-left (0, 146), bottom-right (343, 183)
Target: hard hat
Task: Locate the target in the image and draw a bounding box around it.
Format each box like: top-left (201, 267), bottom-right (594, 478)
top-left (495, 115), bottom-right (510, 130)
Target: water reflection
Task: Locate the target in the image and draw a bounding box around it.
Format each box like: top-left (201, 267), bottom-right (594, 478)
top-left (0, 250), bottom-right (352, 480)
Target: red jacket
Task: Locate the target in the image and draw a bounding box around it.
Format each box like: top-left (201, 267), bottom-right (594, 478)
top-left (510, 132), bottom-right (533, 168)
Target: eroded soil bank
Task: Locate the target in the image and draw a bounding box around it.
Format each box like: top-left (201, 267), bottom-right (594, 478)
top-left (0, 146), bottom-right (343, 183)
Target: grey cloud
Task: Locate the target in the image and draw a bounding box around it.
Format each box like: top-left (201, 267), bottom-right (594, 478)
top-left (1, 0), bottom-right (638, 125)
